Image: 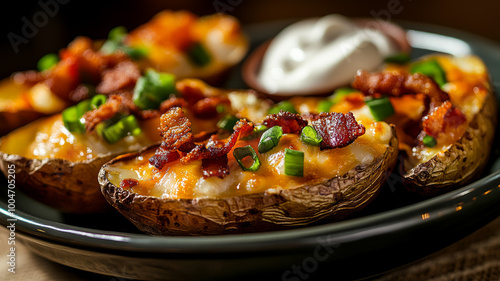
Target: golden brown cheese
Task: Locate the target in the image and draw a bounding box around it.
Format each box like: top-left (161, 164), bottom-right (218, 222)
top-left (106, 118), bottom-right (392, 200)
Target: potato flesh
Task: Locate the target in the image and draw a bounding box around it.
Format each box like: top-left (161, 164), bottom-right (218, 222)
top-left (106, 118), bottom-right (393, 200)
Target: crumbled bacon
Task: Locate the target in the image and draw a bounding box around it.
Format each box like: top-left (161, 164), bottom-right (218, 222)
top-left (352, 70), bottom-right (449, 109)
top-left (96, 61), bottom-right (141, 94)
top-left (181, 119), bottom-right (254, 163)
top-left (202, 155), bottom-right (230, 179)
top-left (83, 94), bottom-right (129, 131)
top-left (262, 111), bottom-right (308, 134)
top-left (158, 107), bottom-right (193, 149)
top-left (422, 100), bottom-right (467, 138)
top-left (312, 112), bottom-right (365, 149)
top-left (149, 146), bottom-right (181, 170)
top-left (193, 96), bottom-right (231, 118)
top-left (137, 97), bottom-right (188, 119)
top-left (120, 178), bottom-right (139, 189)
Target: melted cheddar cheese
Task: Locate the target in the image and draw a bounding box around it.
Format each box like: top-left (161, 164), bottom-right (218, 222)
top-left (106, 113), bottom-right (393, 200)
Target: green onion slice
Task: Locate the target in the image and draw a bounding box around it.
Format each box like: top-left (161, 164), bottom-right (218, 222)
top-left (410, 59), bottom-right (447, 87)
top-left (365, 96), bottom-right (395, 121)
top-left (62, 100), bottom-right (91, 133)
top-left (37, 53), bottom-right (59, 72)
top-left (268, 101), bottom-right (298, 115)
top-left (317, 99), bottom-right (334, 113)
top-left (242, 125), bottom-right (268, 140)
top-left (284, 148), bottom-right (304, 177)
top-left (233, 145), bottom-right (261, 172)
top-left (217, 114), bottom-right (239, 132)
top-left (384, 53), bottom-right (411, 64)
top-left (133, 69), bottom-right (176, 110)
top-left (186, 42), bottom-right (211, 67)
top-left (329, 88), bottom-right (357, 104)
top-left (90, 95), bottom-right (107, 110)
top-left (300, 126), bottom-right (323, 146)
top-left (258, 126), bottom-right (283, 153)
top-left (97, 115), bottom-right (142, 144)
top-left (108, 26), bottom-right (127, 41)
top-left (423, 135), bottom-right (437, 148)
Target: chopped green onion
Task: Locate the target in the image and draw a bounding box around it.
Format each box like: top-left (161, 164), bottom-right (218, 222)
top-left (317, 99), bottom-right (334, 113)
top-left (97, 115), bottom-right (141, 144)
top-left (133, 69), bottom-right (176, 110)
top-left (90, 95), bottom-right (107, 110)
top-left (284, 149), bottom-right (304, 177)
top-left (123, 46), bottom-right (148, 60)
top-left (329, 88), bottom-right (357, 104)
top-left (242, 125), bottom-right (268, 140)
top-left (217, 114), bottom-right (239, 132)
top-left (410, 59), bottom-right (447, 87)
top-left (100, 26), bottom-right (148, 59)
top-left (62, 100), bottom-right (91, 133)
top-left (37, 53), bottom-right (59, 72)
top-left (186, 42), bottom-right (211, 67)
top-left (108, 26), bottom-right (128, 41)
top-left (62, 106), bottom-right (85, 133)
top-left (365, 96), bottom-right (395, 121)
top-left (216, 104), bottom-right (226, 113)
top-left (423, 135), bottom-right (437, 148)
top-left (258, 126), bottom-right (283, 153)
top-left (384, 53), bottom-right (411, 64)
top-left (268, 101), bottom-right (298, 115)
top-left (233, 145), bottom-right (261, 172)
top-left (300, 126), bottom-right (323, 146)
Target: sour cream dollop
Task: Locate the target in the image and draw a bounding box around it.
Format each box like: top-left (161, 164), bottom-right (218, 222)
top-left (257, 14), bottom-right (401, 95)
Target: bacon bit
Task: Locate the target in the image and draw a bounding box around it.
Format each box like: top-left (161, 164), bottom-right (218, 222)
top-left (422, 100), bottom-right (467, 138)
top-left (159, 107), bottom-right (193, 149)
top-left (352, 70), bottom-right (449, 109)
top-left (83, 94), bottom-right (129, 132)
top-left (120, 178), bottom-right (139, 189)
top-left (202, 155), bottom-right (230, 179)
top-left (193, 96), bottom-right (231, 118)
top-left (96, 61), bottom-right (141, 94)
top-left (149, 147), bottom-right (181, 170)
top-left (181, 119), bottom-right (254, 163)
top-left (137, 97), bottom-right (188, 119)
top-left (44, 54), bottom-right (81, 101)
top-left (263, 111), bottom-right (308, 134)
top-left (176, 79), bottom-right (207, 105)
top-left (312, 112), bottom-right (365, 149)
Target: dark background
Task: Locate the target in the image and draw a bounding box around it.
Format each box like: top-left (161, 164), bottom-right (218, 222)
top-left (0, 0), bottom-right (498, 78)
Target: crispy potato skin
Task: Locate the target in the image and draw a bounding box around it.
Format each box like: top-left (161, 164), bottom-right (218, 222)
top-left (403, 88), bottom-right (497, 194)
top-left (99, 127), bottom-right (398, 235)
top-left (0, 151), bottom-right (113, 213)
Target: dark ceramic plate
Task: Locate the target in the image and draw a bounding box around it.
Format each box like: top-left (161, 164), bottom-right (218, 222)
top-left (1, 21), bottom-right (500, 281)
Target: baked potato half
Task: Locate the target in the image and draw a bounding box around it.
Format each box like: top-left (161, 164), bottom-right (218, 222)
top-left (352, 55), bottom-right (497, 195)
top-left (99, 104), bottom-right (398, 235)
top-left (0, 79), bottom-right (270, 213)
top-left (0, 10), bottom-right (248, 135)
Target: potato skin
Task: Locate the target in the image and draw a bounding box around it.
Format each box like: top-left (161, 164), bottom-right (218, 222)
top-left (403, 88), bottom-right (498, 194)
top-left (99, 127), bottom-right (398, 235)
top-left (0, 151), bottom-right (113, 213)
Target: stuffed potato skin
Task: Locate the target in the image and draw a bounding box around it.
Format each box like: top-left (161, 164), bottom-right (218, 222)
top-left (403, 86), bottom-right (497, 194)
top-left (98, 126), bottom-right (398, 236)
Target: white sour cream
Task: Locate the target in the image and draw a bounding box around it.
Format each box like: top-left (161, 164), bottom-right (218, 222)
top-left (257, 14), bottom-right (400, 95)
